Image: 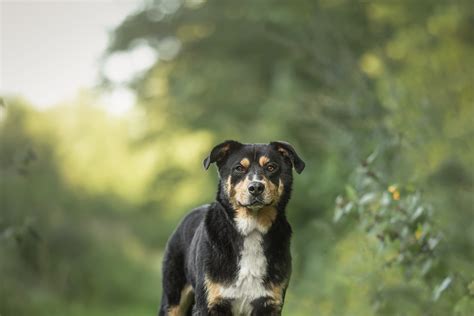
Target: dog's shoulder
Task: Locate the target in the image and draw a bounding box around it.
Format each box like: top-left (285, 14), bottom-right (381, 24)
top-left (203, 202), bottom-right (241, 245)
top-left (170, 204), bottom-right (209, 248)
top-left (180, 205), bottom-right (209, 230)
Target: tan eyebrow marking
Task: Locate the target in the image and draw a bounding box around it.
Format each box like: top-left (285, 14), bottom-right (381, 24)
top-left (240, 158), bottom-right (250, 168)
top-left (259, 156), bottom-right (270, 167)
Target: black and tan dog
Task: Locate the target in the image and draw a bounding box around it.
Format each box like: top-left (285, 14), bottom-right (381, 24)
top-left (159, 140), bottom-right (305, 316)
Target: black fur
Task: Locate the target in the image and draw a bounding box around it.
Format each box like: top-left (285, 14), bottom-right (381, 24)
top-left (159, 141), bottom-right (305, 316)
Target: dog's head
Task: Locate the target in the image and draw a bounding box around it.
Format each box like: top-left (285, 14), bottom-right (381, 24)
top-left (203, 140), bottom-right (305, 211)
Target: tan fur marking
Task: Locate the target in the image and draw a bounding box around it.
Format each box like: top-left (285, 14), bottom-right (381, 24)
top-left (168, 306), bottom-right (180, 316)
top-left (204, 276), bottom-right (222, 308)
top-left (256, 206), bottom-right (277, 229)
top-left (235, 206), bottom-right (247, 218)
top-left (259, 156), bottom-right (270, 167)
top-left (266, 282), bottom-right (287, 308)
top-left (268, 280), bottom-right (288, 308)
top-left (236, 207), bottom-right (253, 223)
top-left (232, 177), bottom-right (252, 210)
top-left (277, 179), bottom-right (284, 200)
top-left (233, 205), bottom-right (276, 231)
top-left (261, 177), bottom-right (284, 206)
top-left (226, 176), bottom-right (232, 197)
top-left (226, 176), bottom-right (238, 209)
top-left (167, 284), bottom-right (194, 316)
top-left (179, 285), bottom-right (194, 315)
top-left (240, 158), bottom-right (250, 168)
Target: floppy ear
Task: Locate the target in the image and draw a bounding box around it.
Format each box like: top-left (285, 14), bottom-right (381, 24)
top-left (270, 141), bottom-right (305, 174)
top-left (203, 140), bottom-right (243, 170)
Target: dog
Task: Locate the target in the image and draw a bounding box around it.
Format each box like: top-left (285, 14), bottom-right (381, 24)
top-left (158, 140), bottom-right (305, 316)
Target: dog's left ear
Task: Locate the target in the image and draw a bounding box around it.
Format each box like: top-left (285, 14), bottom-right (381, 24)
top-left (270, 141), bottom-right (305, 174)
top-left (203, 140), bottom-right (243, 170)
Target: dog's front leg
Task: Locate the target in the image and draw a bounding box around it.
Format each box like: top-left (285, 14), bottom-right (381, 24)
top-left (254, 280), bottom-right (289, 315)
top-left (250, 296), bottom-right (282, 316)
top-left (192, 286), bottom-right (232, 316)
top-left (192, 301), bottom-right (233, 316)
top-left (250, 281), bottom-right (287, 316)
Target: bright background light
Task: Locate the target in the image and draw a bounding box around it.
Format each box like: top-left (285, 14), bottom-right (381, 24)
top-left (0, 0), bottom-right (143, 115)
top-left (103, 42), bottom-right (158, 84)
top-left (99, 86), bottom-right (137, 116)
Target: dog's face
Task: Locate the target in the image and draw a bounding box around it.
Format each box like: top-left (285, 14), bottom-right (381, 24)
top-left (204, 141), bottom-right (305, 211)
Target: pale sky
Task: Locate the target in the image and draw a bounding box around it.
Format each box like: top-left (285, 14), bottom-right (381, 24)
top-left (0, 0), bottom-right (153, 114)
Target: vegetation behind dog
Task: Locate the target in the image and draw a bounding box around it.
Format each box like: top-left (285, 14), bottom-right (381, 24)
top-left (1, 1), bottom-right (473, 315)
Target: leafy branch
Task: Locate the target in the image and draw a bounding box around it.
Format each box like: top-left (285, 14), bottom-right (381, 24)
top-left (334, 150), bottom-right (453, 301)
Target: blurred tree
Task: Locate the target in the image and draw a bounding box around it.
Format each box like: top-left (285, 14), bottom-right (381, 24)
top-left (0, 101), bottom-right (161, 316)
top-left (104, 0), bottom-right (474, 315)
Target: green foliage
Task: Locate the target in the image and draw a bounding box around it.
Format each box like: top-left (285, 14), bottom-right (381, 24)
top-left (335, 151), bottom-right (442, 279)
top-left (2, 0), bottom-right (474, 315)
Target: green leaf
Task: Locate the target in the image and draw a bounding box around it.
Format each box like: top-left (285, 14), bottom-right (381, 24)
top-left (433, 276), bottom-right (452, 301)
top-left (410, 206), bottom-right (424, 222)
top-left (366, 148), bottom-right (379, 165)
top-left (345, 185), bottom-right (358, 201)
top-left (334, 207), bottom-right (344, 222)
top-left (359, 192), bottom-right (378, 205)
top-left (468, 280), bottom-right (474, 296)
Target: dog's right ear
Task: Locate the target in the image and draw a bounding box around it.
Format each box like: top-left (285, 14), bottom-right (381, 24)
top-left (203, 140), bottom-right (242, 170)
top-left (270, 141), bottom-right (306, 174)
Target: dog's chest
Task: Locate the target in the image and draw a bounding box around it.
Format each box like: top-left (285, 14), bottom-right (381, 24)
top-left (220, 228), bottom-right (269, 315)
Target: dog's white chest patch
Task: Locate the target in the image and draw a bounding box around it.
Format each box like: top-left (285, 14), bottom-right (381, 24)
top-left (220, 229), bottom-right (269, 315)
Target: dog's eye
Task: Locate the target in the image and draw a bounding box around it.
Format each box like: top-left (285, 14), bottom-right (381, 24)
top-left (234, 165), bottom-right (246, 173)
top-left (266, 163), bottom-right (278, 173)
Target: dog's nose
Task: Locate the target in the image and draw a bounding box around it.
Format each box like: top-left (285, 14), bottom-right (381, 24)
top-left (248, 182), bottom-right (265, 196)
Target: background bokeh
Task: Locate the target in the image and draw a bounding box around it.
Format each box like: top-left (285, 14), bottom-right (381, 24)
top-left (1, 0), bottom-right (473, 315)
